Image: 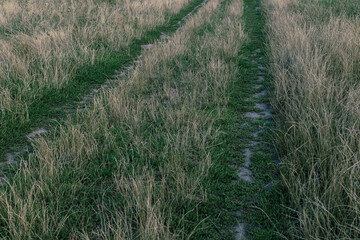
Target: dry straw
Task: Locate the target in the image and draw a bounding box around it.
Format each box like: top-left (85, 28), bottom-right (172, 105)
top-left (264, 0), bottom-right (360, 238)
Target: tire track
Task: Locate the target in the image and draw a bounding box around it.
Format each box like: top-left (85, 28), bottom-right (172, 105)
top-left (234, 2), bottom-right (275, 238)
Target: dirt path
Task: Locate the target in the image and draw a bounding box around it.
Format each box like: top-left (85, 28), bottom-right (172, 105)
top-left (231, 0), bottom-right (281, 239)
top-left (235, 48), bottom-right (272, 185)
top-left (235, 48), bottom-right (274, 239)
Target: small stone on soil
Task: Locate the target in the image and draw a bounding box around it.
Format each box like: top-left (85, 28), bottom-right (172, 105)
top-left (257, 75), bottom-right (265, 81)
top-left (238, 167), bottom-right (253, 182)
top-left (235, 222), bottom-right (247, 240)
top-left (244, 148), bottom-right (252, 167)
top-left (27, 128), bottom-right (47, 138)
top-left (255, 103), bottom-right (268, 111)
top-left (252, 129), bottom-right (263, 138)
top-left (141, 44), bottom-right (153, 50)
top-left (245, 112), bottom-right (261, 119)
top-left (253, 90), bottom-right (267, 98)
top-left (125, 65), bottom-right (134, 70)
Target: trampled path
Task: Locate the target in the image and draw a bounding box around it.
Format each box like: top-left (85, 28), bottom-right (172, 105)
top-left (235, 47), bottom-right (274, 239)
top-left (231, 0), bottom-right (280, 239)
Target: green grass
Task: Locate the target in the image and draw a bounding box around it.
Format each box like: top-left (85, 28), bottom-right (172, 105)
top-left (224, 0), bottom-right (289, 238)
top-left (265, 0), bottom-right (360, 238)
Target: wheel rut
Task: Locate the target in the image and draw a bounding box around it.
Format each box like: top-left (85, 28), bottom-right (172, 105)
top-left (235, 53), bottom-right (273, 238)
top-left (233, 1), bottom-right (276, 239)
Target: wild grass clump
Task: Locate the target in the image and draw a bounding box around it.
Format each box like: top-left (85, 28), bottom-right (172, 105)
top-left (264, 0), bottom-right (360, 238)
top-left (0, 0), bottom-right (245, 238)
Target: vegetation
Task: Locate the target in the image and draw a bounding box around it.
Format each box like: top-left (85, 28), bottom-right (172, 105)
top-left (2, 0), bottom-right (359, 238)
top-left (264, 0), bottom-right (360, 238)
top-left (0, 0), bottom-right (198, 160)
top-left (220, 0), bottom-right (286, 238)
top-left (0, 0), bottom-right (247, 238)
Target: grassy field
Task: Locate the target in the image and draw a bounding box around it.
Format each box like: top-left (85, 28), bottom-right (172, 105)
top-left (0, 0), bottom-right (201, 160)
top-left (2, 0), bottom-right (360, 238)
top-left (265, 0), bottom-right (360, 238)
top-left (0, 0), bottom-right (247, 238)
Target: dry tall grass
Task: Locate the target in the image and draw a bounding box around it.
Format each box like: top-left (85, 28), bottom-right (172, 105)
top-left (0, 0), bottom-right (245, 238)
top-left (264, 0), bottom-right (360, 238)
top-left (0, 0), bottom-right (192, 123)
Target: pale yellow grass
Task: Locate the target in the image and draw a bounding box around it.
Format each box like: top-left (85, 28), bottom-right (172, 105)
top-left (264, 0), bottom-right (360, 238)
